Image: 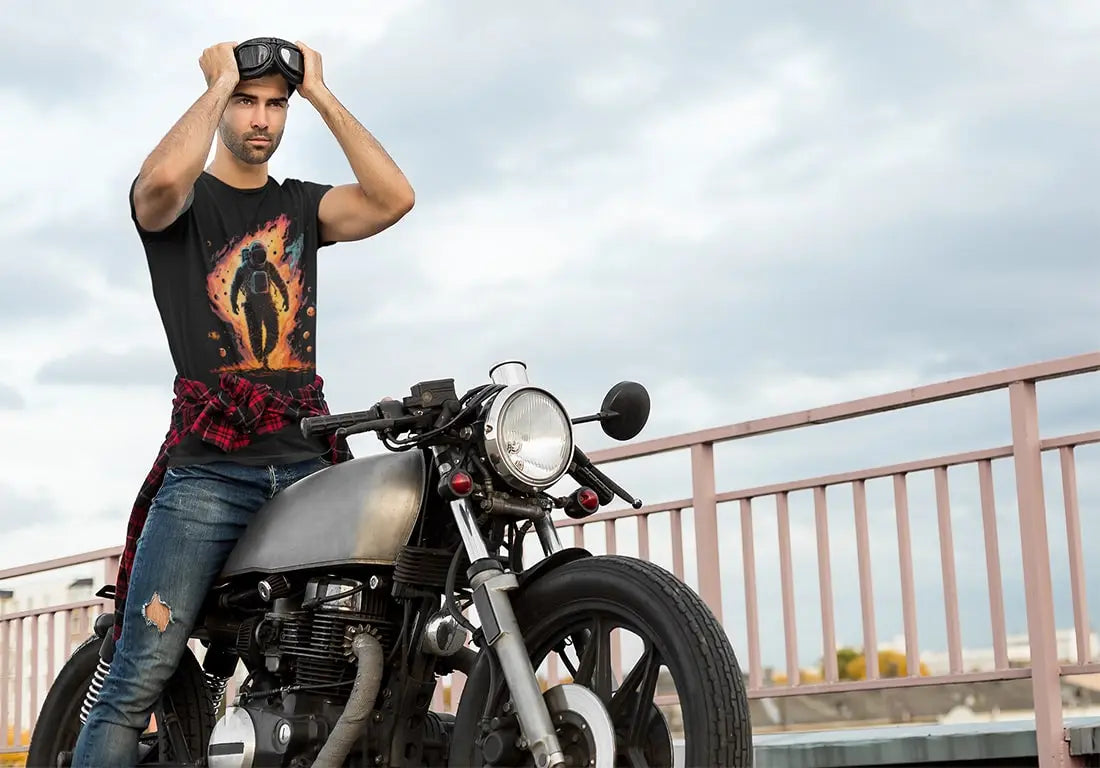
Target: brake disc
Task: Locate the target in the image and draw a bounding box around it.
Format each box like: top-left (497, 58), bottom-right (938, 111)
top-left (543, 683), bottom-right (616, 768)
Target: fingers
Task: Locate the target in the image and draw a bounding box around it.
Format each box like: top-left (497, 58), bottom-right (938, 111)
top-left (201, 42), bottom-right (237, 54)
top-left (294, 40), bottom-right (320, 58)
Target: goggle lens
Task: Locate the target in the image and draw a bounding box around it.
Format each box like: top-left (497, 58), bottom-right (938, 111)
top-left (237, 44), bottom-right (271, 70)
top-left (279, 46), bottom-right (303, 73)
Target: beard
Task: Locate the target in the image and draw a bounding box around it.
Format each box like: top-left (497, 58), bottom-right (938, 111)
top-left (219, 123), bottom-right (283, 165)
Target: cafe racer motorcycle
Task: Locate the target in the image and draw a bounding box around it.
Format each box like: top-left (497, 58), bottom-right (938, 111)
top-left (29, 360), bottom-right (751, 767)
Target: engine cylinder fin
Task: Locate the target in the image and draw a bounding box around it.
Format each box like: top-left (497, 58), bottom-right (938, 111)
top-left (277, 610), bottom-right (395, 689)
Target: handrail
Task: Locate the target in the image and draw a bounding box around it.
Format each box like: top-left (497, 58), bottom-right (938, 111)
top-left (589, 350), bottom-right (1100, 463)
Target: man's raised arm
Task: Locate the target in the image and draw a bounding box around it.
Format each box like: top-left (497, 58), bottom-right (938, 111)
top-left (132, 43), bottom-right (240, 232)
top-left (295, 41), bottom-right (416, 244)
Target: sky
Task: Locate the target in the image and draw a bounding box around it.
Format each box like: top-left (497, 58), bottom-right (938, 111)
top-left (2, 1), bottom-right (1099, 673)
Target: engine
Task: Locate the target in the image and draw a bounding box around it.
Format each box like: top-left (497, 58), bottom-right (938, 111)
top-left (207, 573), bottom-right (397, 768)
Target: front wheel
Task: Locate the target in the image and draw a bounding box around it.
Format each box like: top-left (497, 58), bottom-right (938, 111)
top-left (449, 555), bottom-right (752, 767)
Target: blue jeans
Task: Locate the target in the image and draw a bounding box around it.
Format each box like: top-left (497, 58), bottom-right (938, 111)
top-left (72, 456), bottom-right (329, 767)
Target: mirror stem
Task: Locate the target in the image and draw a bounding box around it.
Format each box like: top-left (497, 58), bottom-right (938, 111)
top-left (570, 410), bottom-right (617, 426)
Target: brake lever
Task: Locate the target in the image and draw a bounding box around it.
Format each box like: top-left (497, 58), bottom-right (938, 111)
top-left (572, 464), bottom-right (616, 507)
top-left (572, 448), bottom-right (643, 509)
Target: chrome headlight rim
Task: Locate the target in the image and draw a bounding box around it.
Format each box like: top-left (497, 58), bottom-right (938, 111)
top-left (482, 385), bottom-right (575, 493)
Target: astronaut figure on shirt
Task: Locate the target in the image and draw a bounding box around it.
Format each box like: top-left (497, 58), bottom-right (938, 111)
top-left (230, 240), bottom-right (289, 367)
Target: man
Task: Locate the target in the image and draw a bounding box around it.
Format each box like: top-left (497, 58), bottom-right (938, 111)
top-left (72, 40), bottom-right (414, 766)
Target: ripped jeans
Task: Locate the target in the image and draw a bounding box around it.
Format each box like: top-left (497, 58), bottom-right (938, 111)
top-left (72, 456), bottom-right (329, 767)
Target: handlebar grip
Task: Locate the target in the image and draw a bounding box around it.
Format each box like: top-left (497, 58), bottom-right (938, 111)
top-left (300, 408), bottom-right (380, 438)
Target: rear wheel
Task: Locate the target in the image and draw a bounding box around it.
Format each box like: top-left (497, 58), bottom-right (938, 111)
top-left (26, 635), bottom-right (215, 767)
top-left (449, 555), bottom-right (752, 767)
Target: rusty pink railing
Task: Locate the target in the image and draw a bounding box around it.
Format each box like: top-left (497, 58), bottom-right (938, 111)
top-left (0, 549), bottom-right (119, 754)
top-left (2, 351), bottom-right (1098, 767)
top-left (564, 350), bottom-right (1100, 768)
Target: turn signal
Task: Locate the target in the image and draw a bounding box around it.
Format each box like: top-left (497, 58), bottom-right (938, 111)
top-left (564, 486), bottom-right (601, 519)
top-left (447, 470), bottom-right (473, 497)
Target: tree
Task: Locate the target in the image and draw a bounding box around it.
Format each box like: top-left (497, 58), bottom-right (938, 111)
top-left (836, 647), bottom-right (861, 680)
top-left (843, 649), bottom-right (930, 680)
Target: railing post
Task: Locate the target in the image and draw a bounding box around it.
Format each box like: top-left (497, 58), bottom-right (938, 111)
top-left (1009, 380), bottom-right (1075, 766)
top-left (691, 442), bottom-right (723, 623)
top-left (103, 555), bottom-right (120, 614)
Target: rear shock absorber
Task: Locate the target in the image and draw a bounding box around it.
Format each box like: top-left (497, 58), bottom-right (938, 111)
top-left (79, 658), bottom-right (111, 723)
top-left (204, 670), bottom-right (229, 710)
top-left (203, 644), bottom-right (240, 712)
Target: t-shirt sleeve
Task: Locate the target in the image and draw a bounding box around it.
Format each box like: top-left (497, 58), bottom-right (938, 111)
top-left (128, 175), bottom-right (194, 240)
top-left (288, 179), bottom-right (336, 249)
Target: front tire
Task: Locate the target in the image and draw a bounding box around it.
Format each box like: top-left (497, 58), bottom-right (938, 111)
top-left (449, 555), bottom-right (752, 767)
top-left (26, 635), bottom-right (215, 767)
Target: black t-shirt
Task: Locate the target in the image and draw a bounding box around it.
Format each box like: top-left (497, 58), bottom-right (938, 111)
top-left (130, 170), bottom-right (335, 466)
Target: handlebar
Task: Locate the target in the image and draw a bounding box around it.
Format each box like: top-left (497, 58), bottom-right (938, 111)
top-left (301, 398), bottom-right (425, 440)
top-left (301, 397), bottom-right (642, 510)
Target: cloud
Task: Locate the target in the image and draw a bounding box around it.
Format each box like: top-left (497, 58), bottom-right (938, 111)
top-left (0, 261), bottom-right (94, 323)
top-left (0, 483), bottom-right (61, 531)
top-left (35, 347), bottom-right (173, 387)
top-left (0, 383), bottom-right (24, 410)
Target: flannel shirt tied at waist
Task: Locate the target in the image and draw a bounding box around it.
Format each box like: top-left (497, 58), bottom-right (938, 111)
top-left (112, 373), bottom-right (352, 640)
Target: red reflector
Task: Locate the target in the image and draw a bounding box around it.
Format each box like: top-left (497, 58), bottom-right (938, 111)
top-left (578, 488), bottom-right (600, 511)
top-left (449, 471), bottom-right (473, 496)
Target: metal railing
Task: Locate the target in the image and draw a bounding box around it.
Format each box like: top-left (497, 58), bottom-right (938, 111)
top-left (2, 350), bottom-right (1098, 766)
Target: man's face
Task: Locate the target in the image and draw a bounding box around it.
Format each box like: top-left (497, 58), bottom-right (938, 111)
top-left (218, 74), bottom-right (290, 165)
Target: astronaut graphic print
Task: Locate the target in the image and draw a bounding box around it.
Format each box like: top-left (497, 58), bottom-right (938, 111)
top-left (205, 213), bottom-right (316, 376)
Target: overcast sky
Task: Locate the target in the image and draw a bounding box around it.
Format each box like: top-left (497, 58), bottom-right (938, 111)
top-left (2, 1), bottom-right (1099, 673)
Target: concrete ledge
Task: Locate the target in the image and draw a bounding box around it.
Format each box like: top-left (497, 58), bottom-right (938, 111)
top-left (753, 717), bottom-right (1100, 768)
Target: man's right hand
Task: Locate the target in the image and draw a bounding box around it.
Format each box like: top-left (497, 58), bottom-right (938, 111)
top-left (199, 42), bottom-right (240, 89)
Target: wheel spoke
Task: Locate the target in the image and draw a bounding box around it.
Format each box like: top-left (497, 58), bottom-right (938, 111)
top-left (607, 640), bottom-right (663, 750)
top-left (574, 617), bottom-right (615, 701)
top-left (626, 745), bottom-right (650, 768)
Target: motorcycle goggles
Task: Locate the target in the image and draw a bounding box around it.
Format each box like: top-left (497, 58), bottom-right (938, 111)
top-left (234, 38), bottom-right (304, 90)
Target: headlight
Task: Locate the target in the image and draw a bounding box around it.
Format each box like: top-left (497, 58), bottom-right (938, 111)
top-left (483, 386), bottom-right (574, 492)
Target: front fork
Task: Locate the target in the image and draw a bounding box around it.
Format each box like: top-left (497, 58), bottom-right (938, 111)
top-left (446, 490), bottom-right (567, 768)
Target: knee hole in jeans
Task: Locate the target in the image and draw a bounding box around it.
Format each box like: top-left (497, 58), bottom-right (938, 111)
top-left (143, 592), bottom-right (173, 632)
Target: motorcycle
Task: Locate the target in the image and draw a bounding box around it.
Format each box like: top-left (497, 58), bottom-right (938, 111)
top-left (28, 360), bottom-right (752, 767)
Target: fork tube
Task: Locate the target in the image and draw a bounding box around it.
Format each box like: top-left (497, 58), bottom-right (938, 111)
top-left (447, 497), bottom-right (566, 768)
top-left (534, 513), bottom-right (563, 556)
top-left (449, 499), bottom-right (491, 562)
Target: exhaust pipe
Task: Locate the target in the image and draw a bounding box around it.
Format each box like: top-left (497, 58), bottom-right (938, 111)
top-left (313, 629), bottom-right (384, 768)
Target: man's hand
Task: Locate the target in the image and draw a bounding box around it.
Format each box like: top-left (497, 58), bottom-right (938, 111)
top-left (294, 41), bottom-right (327, 103)
top-left (199, 42), bottom-right (240, 90)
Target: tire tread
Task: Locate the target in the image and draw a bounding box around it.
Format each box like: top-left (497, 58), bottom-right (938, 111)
top-left (574, 555), bottom-right (752, 767)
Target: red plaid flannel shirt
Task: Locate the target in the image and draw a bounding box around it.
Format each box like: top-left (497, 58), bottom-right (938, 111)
top-left (111, 372), bottom-right (351, 639)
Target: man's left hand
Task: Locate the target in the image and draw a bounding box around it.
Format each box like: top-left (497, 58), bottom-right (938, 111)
top-left (295, 41), bottom-right (327, 103)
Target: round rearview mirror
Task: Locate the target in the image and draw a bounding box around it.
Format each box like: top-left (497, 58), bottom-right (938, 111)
top-left (599, 381), bottom-right (650, 441)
